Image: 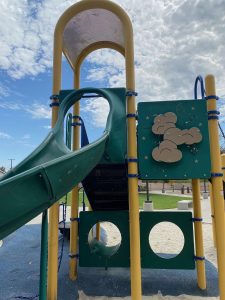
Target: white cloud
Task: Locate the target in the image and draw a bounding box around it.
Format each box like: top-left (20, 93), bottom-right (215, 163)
top-left (0, 101), bottom-right (51, 119)
top-left (81, 98), bottom-right (109, 128)
top-left (0, 101), bottom-right (21, 110)
top-left (82, 0), bottom-right (225, 126)
top-left (43, 125), bottom-right (51, 130)
top-left (219, 101), bottom-right (225, 123)
top-left (0, 82), bottom-right (9, 98)
top-left (1, 0), bottom-right (225, 127)
top-left (0, 132), bottom-right (11, 139)
top-left (0, 0), bottom-right (75, 79)
top-left (25, 103), bottom-right (51, 119)
top-left (21, 134), bottom-right (31, 140)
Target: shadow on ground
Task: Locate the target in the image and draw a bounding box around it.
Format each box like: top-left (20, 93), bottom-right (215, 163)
top-left (0, 224), bottom-right (78, 300)
top-left (0, 224), bottom-right (219, 299)
top-left (79, 261), bottom-right (218, 298)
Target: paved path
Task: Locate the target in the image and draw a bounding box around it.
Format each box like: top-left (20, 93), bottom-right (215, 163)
top-left (0, 196), bottom-right (218, 300)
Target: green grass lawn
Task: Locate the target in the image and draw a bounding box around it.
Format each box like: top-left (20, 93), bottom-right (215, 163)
top-left (139, 193), bottom-right (190, 209)
top-left (60, 192), bottom-right (190, 210)
top-left (60, 192), bottom-right (88, 207)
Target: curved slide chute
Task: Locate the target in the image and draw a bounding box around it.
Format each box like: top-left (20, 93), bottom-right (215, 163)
top-left (0, 87), bottom-right (127, 240)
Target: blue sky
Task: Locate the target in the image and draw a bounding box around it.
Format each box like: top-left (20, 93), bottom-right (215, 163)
top-left (1, 0), bottom-right (225, 169)
top-left (0, 60), bottom-right (109, 168)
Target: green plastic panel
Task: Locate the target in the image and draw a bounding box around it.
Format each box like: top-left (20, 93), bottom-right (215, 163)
top-left (0, 88), bottom-right (127, 239)
top-left (79, 211), bottom-right (130, 268)
top-left (140, 211), bottom-right (195, 269)
top-left (59, 88), bottom-right (127, 164)
top-left (137, 100), bottom-right (211, 180)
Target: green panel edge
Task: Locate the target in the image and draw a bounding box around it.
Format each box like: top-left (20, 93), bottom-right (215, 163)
top-left (79, 211), bottom-right (130, 268)
top-left (137, 100), bottom-right (211, 180)
top-left (140, 211), bottom-right (195, 269)
top-left (59, 88), bottom-right (128, 164)
top-left (79, 211), bottom-right (195, 270)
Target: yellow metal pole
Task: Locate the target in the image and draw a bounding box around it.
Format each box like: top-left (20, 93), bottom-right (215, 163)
top-left (96, 223), bottom-right (101, 240)
top-left (69, 68), bottom-right (80, 281)
top-left (209, 182), bottom-right (217, 247)
top-left (53, 1), bottom-right (142, 298)
top-left (48, 205), bottom-right (59, 300)
top-left (205, 74), bottom-right (225, 300)
top-left (221, 153), bottom-right (225, 213)
top-left (47, 32), bottom-right (63, 300)
top-left (192, 179), bottom-right (206, 289)
top-left (125, 24), bottom-right (142, 300)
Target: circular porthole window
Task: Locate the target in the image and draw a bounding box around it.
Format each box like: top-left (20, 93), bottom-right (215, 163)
top-left (88, 222), bottom-right (122, 258)
top-left (149, 222), bottom-right (184, 259)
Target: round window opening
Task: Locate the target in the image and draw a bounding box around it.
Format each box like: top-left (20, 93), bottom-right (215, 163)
top-left (88, 222), bottom-right (122, 258)
top-left (149, 222), bottom-right (185, 259)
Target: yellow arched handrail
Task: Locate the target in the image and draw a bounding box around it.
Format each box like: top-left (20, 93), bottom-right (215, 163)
top-left (65, 41), bottom-right (125, 72)
top-left (52, 0), bottom-right (134, 92)
top-left (49, 2), bottom-right (141, 300)
top-left (54, 0), bottom-right (133, 42)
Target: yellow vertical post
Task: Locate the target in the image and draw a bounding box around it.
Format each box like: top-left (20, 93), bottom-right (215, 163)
top-left (96, 223), bottom-right (101, 240)
top-left (69, 68), bottom-right (80, 281)
top-left (209, 183), bottom-right (216, 247)
top-left (205, 74), bottom-right (225, 300)
top-left (51, 1), bottom-right (142, 298)
top-left (125, 27), bottom-right (142, 300)
top-left (47, 34), bottom-right (63, 300)
top-left (48, 204), bottom-right (59, 300)
top-left (192, 179), bottom-right (206, 289)
top-left (221, 153), bottom-right (225, 215)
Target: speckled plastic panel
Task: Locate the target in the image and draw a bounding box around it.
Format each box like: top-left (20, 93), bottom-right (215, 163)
top-left (137, 100), bottom-right (211, 180)
top-left (79, 211), bottom-right (130, 268)
top-left (140, 211), bottom-right (195, 269)
top-left (63, 9), bottom-right (124, 67)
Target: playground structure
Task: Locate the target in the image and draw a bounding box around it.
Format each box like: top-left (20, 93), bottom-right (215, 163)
top-left (1, 0), bottom-right (225, 300)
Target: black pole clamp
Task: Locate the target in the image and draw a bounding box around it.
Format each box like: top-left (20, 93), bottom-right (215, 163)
top-left (126, 90), bottom-right (138, 97)
top-left (70, 217), bottom-right (80, 222)
top-left (211, 173), bottom-right (223, 177)
top-left (205, 95), bottom-right (219, 100)
top-left (194, 256), bottom-right (205, 261)
top-left (49, 102), bottom-right (60, 107)
top-left (69, 253), bottom-right (79, 259)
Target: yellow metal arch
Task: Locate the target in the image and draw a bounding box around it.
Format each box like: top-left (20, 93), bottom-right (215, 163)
top-left (75, 41), bottom-right (125, 71)
top-left (52, 0), bottom-right (134, 93)
top-left (49, 1), bottom-right (141, 300)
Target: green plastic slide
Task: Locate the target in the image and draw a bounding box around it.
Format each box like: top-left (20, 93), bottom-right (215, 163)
top-left (0, 88), bottom-right (127, 240)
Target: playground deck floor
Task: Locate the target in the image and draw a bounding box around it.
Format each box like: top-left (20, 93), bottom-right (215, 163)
top-left (0, 197), bottom-right (219, 300)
